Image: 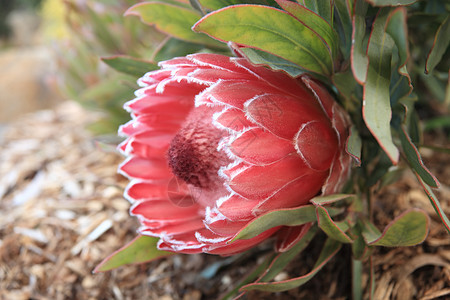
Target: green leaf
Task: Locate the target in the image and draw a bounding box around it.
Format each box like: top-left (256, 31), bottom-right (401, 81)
top-left (399, 125), bottom-right (440, 188)
top-left (352, 259), bottom-right (363, 300)
top-left (310, 193), bottom-right (354, 206)
top-left (424, 115), bottom-right (450, 131)
top-left (153, 38), bottom-right (205, 62)
top-left (414, 173), bottom-right (450, 234)
top-left (298, 0), bottom-right (333, 25)
top-left (347, 125), bottom-right (362, 166)
top-left (101, 55), bottom-right (158, 77)
top-left (316, 206), bottom-right (353, 243)
top-left (275, 0), bottom-right (339, 60)
top-left (198, 0), bottom-right (279, 11)
top-left (238, 47), bottom-right (306, 77)
top-left (241, 238), bottom-right (342, 292)
top-left (420, 72), bottom-right (447, 103)
top-left (363, 209), bottom-right (430, 247)
top-left (351, 0), bottom-right (369, 84)
top-left (363, 10), bottom-right (399, 165)
top-left (334, 0), bottom-right (353, 59)
top-left (365, 0), bottom-right (418, 6)
top-left (426, 16), bottom-right (450, 74)
top-left (352, 227), bottom-right (368, 260)
top-left (94, 236), bottom-right (173, 272)
top-left (332, 69), bottom-right (358, 105)
top-left (126, 2), bottom-right (222, 47)
top-left (193, 5), bottom-right (334, 76)
top-left (259, 226), bottom-right (319, 282)
top-left (231, 205), bottom-right (317, 241)
top-left (385, 7), bottom-right (412, 101)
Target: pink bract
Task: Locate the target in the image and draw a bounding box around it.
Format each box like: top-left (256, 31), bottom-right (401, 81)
top-left (118, 54), bottom-right (352, 255)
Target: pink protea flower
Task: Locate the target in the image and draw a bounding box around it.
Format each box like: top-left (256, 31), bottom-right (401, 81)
top-left (118, 54), bottom-right (352, 255)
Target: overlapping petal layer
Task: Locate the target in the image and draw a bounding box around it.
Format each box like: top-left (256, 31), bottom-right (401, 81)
top-left (119, 54), bottom-right (351, 255)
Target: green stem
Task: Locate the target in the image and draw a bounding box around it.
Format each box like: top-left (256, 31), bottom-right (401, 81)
top-left (352, 259), bottom-right (363, 300)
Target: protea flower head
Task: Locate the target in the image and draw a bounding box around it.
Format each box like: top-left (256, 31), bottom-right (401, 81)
top-left (119, 54), bottom-right (352, 255)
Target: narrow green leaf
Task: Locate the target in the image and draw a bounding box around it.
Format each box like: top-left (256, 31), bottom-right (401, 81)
top-left (364, 209), bottom-right (430, 247)
top-left (316, 206), bottom-right (353, 243)
top-left (332, 69), bottom-right (358, 104)
top-left (352, 259), bottom-right (363, 300)
top-left (299, 0), bottom-right (333, 25)
top-left (260, 226), bottom-right (319, 282)
top-left (399, 125), bottom-right (440, 188)
top-left (385, 7), bottom-right (412, 100)
top-left (365, 0), bottom-right (417, 5)
top-left (276, 0), bottom-right (339, 60)
top-left (241, 238), bottom-right (341, 292)
top-left (347, 125), bottom-right (362, 166)
top-left (126, 2), bottom-right (221, 47)
top-left (351, 0), bottom-right (369, 84)
top-left (360, 219), bottom-right (382, 244)
top-left (424, 115), bottom-right (450, 131)
top-left (193, 5), bottom-right (334, 76)
top-left (363, 10), bottom-right (399, 165)
top-left (231, 205), bottom-right (317, 241)
top-left (426, 16), bottom-right (450, 74)
top-left (352, 228), bottom-right (368, 260)
top-left (199, 0), bottom-right (279, 11)
top-left (101, 55), bottom-right (158, 77)
top-left (238, 47), bottom-right (306, 77)
top-left (153, 38), bottom-right (205, 62)
top-left (414, 172), bottom-right (450, 234)
top-left (310, 193), bottom-right (354, 206)
top-left (334, 0), bottom-right (353, 59)
top-left (94, 236), bottom-right (173, 272)
top-left (420, 72), bottom-right (447, 103)
top-left (198, 0), bottom-right (240, 10)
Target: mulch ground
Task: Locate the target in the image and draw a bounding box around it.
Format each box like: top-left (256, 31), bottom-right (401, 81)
top-left (0, 102), bottom-right (448, 300)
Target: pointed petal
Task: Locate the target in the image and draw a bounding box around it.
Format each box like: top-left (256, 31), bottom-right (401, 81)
top-left (245, 94), bottom-right (329, 139)
top-left (233, 58), bottom-right (310, 96)
top-left (204, 207), bottom-right (248, 236)
top-left (121, 131), bottom-right (173, 158)
top-left (157, 231), bottom-right (205, 254)
top-left (189, 68), bottom-right (254, 85)
top-left (217, 194), bottom-right (259, 221)
top-left (138, 69), bottom-right (171, 86)
top-left (301, 76), bottom-right (335, 118)
top-left (228, 155), bottom-right (312, 200)
top-left (213, 107), bottom-right (254, 132)
top-left (295, 120), bottom-right (338, 171)
top-left (119, 156), bottom-right (173, 180)
top-left (158, 57), bottom-right (197, 69)
top-left (254, 172), bottom-right (327, 214)
top-left (188, 53), bottom-right (242, 72)
top-left (125, 181), bottom-right (171, 201)
top-left (206, 227), bottom-right (279, 255)
top-left (131, 199), bottom-right (200, 225)
top-left (229, 128), bottom-right (294, 164)
top-left (196, 80), bottom-right (278, 109)
top-left (140, 218), bottom-right (204, 236)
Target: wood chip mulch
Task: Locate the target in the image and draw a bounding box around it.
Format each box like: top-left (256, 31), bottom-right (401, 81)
top-left (0, 102), bottom-right (449, 300)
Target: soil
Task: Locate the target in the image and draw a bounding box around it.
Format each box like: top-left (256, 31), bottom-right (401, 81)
top-left (0, 102), bottom-right (449, 300)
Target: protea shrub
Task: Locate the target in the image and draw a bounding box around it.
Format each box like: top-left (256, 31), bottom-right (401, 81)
top-left (117, 53), bottom-right (352, 255)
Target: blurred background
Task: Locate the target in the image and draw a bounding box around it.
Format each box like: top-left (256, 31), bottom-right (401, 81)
top-left (0, 0), bottom-right (164, 132)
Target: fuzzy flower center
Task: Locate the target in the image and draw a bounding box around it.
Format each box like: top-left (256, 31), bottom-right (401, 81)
top-left (168, 106), bottom-right (230, 190)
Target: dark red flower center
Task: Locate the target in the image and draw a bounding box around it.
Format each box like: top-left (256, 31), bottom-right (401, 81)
top-left (168, 106), bottom-right (230, 190)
